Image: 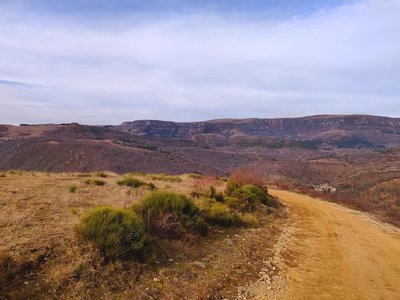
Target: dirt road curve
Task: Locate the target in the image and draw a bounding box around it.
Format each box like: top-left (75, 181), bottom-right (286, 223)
top-left (269, 189), bottom-right (400, 300)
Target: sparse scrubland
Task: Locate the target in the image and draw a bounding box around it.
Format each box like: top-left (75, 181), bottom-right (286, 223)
top-left (0, 170), bottom-right (283, 299)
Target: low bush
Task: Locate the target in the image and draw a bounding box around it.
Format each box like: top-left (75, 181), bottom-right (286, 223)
top-left (234, 184), bottom-right (267, 211)
top-left (132, 191), bottom-right (207, 238)
top-left (148, 174), bottom-right (182, 183)
top-left (226, 183), bottom-right (274, 211)
top-left (7, 170), bottom-right (22, 175)
top-left (239, 213), bottom-right (258, 226)
top-left (117, 177), bottom-right (156, 190)
top-left (224, 196), bottom-right (242, 209)
top-left (202, 200), bottom-right (242, 227)
top-left (96, 172), bottom-right (108, 178)
top-left (188, 173), bottom-right (203, 179)
top-left (208, 185), bottom-right (225, 202)
top-left (94, 180), bottom-right (106, 186)
top-left (147, 182), bottom-right (157, 190)
top-left (77, 173), bottom-right (92, 178)
top-left (225, 180), bottom-right (241, 196)
top-left (0, 173), bottom-right (5, 178)
top-left (68, 185), bottom-right (77, 193)
top-left (125, 172), bottom-right (145, 177)
top-left (76, 207), bottom-right (147, 260)
top-left (85, 179), bottom-right (106, 186)
top-left (117, 177), bottom-right (145, 188)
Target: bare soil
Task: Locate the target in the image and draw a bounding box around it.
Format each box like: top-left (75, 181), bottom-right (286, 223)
top-left (254, 189), bottom-right (400, 300)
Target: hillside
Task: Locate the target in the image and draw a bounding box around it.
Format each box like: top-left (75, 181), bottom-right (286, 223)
top-left (1, 172), bottom-right (399, 299)
top-left (1, 116), bottom-right (400, 225)
top-left (0, 171), bottom-right (283, 299)
top-left (1, 115), bottom-right (400, 175)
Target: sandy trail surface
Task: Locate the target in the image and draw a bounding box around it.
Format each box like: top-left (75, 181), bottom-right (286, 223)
top-left (268, 189), bottom-right (400, 300)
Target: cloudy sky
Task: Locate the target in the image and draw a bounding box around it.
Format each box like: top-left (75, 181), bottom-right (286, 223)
top-left (0, 0), bottom-right (399, 124)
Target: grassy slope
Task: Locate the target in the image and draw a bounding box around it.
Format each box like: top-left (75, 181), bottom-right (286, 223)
top-left (0, 171), bottom-right (284, 299)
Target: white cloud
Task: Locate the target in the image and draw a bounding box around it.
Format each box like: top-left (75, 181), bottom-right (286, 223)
top-left (0, 0), bottom-right (399, 124)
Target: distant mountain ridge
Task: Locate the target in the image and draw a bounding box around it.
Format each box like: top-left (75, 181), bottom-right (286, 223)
top-left (116, 115), bottom-right (400, 147)
top-left (0, 114), bottom-right (399, 174)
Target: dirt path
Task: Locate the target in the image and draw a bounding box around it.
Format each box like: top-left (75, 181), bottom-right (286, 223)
top-left (266, 189), bottom-right (400, 300)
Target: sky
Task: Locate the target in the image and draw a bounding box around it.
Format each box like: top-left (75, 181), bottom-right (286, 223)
top-left (0, 0), bottom-right (399, 124)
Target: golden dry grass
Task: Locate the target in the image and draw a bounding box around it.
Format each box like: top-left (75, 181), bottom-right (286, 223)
top-left (0, 171), bottom-right (282, 299)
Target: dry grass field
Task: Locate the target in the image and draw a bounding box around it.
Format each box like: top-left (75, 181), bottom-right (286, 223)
top-left (0, 171), bottom-right (284, 299)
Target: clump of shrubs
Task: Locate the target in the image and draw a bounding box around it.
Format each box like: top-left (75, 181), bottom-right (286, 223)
top-left (199, 198), bottom-right (259, 227)
top-left (76, 207), bottom-right (147, 260)
top-left (75, 172), bottom-right (274, 262)
top-left (117, 177), bottom-right (156, 190)
top-left (117, 177), bottom-right (145, 188)
top-left (132, 191), bottom-right (208, 238)
top-left (0, 173), bottom-right (5, 178)
top-left (224, 180), bottom-right (274, 211)
top-left (96, 172), bottom-right (108, 178)
top-left (76, 191), bottom-right (208, 261)
top-left (85, 179), bottom-right (106, 186)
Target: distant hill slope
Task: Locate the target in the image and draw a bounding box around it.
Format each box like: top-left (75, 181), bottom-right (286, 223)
top-left (0, 115), bottom-right (399, 175)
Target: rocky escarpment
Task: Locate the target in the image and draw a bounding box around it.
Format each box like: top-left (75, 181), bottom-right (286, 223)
top-left (116, 115), bottom-right (400, 148)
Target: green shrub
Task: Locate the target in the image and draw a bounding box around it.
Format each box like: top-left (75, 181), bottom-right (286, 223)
top-left (68, 185), bottom-right (77, 193)
top-left (7, 170), bottom-right (22, 175)
top-left (225, 180), bottom-right (241, 196)
top-left (96, 172), bottom-right (108, 178)
top-left (239, 213), bottom-right (258, 226)
top-left (85, 179), bottom-right (106, 186)
top-left (188, 173), bottom-right (203, 179)
top-left (234, 184), bottom-right (267, 211)
top-left (148, 174), bottom-right (182, 183)
top-left (94, 180), bottom-right (106, 186)
top-left (70, 207), bottom-right (79, 215)
top-left (209, 186), bottom-right (216, 198)
top-left (239, 184), bottom-right (274, 206)
top-left (203, 201), bottom-right (242, 227)
top-left (225, 180), bottom-right (274, 211)
top-left (125, 172), bottom-right (145, 177)
top-left (224, 196), bottom-right (242, 209)
top-left (76, 207), bottom-right (146, 260)
top-left (147, 182), bottom-right (157, 190)
top-left (208, 186), bottom-right (224, 202)
top-left (132, 191), bottom-right (207, 238)
top-left (77, 173), bottom-right (92, 178)
top-left (117, 177), bottom-right (145, 188)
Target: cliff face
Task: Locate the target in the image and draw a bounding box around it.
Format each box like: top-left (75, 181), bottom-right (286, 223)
top-left (116, 115), bottom-right (400, 147)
